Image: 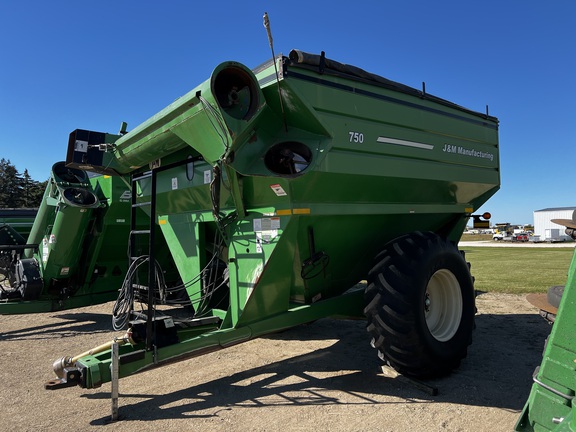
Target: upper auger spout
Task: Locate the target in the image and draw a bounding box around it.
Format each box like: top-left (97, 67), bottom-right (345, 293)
top-left (66, 62), bottom-right (266, 176)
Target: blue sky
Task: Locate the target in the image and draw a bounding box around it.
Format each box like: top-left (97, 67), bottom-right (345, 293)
top-left (1, 1), bottom-right (574, 225)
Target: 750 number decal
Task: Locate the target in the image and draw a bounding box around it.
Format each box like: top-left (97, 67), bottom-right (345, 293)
top-left (348, 131), bottom-right (364, 143)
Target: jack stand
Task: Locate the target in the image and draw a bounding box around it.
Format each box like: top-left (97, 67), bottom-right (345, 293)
top-left (111, 342), bottom-right (119, 421)
top-left (381, 365), bottom-right (439, 396)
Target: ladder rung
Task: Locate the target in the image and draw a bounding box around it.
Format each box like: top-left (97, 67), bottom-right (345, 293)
top-left (131, 230), bottom-right (151, 235)
top-left (132, 201), bottom-right (151, 208)
top-left (133, 171), bottom-right (153, 181)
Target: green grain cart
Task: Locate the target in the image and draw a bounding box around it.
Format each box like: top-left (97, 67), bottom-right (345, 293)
top-left (44, 49), bottom-right (499, 391)
top-left (0, 162), bottom-right (177, 312)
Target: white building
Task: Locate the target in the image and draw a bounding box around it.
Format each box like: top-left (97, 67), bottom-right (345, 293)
top-left (533, 207), bottom-right (576, 242)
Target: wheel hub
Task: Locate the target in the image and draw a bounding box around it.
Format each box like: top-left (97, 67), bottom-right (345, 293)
top-left (425, 269), bottom-right (463, 342)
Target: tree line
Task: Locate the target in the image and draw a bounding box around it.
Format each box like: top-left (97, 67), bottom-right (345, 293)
top-left (0, 158), bottom-right (47, 208)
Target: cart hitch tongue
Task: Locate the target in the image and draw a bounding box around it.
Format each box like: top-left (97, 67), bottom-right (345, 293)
top-left (45, 365), bottom-right (82, 390)
top-left (45, 331), bottom-right (133, 390)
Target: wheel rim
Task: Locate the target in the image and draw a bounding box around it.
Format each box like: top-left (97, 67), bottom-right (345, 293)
top-left (424, 269), bottom-right (463, 342)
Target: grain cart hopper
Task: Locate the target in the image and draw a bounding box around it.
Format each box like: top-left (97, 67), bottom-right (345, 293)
top-left (45, 49), bottom-right (499, 392)
top-left (0, 161), bottom-right (177, 313)
top-left (515, 216), bottom-right (576, 432)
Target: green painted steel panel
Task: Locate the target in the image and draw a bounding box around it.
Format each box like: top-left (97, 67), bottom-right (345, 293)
top-left (515, 252), bottom-right (576, 431)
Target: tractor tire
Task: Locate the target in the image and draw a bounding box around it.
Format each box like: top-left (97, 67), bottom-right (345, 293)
top-left (364, 231), bottom-right (475, 378)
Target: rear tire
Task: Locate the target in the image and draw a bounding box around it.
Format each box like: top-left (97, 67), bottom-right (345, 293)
top-left (364, 231), bottom-right (475, 378)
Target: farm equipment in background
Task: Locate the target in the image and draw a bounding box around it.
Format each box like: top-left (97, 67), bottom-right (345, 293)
top-left (0, 208), bottom-right (37, 238)
top-left (492, 222), bottom-right (513, 241)
top-left (0, 162), bottom-right (178, 313)
top-left (516, 214), bottom-right (576, 431)
top-left (42, 48), bottom-right (499, 391)
top-left (0, 208), bottom-right (37, 294)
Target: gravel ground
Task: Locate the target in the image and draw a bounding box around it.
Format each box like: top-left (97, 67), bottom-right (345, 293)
top-left (0, 292), bottom-right (551, 432)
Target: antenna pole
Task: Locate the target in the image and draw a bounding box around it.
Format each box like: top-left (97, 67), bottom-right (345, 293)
top-left (263, 12), bottom-right (287, 132)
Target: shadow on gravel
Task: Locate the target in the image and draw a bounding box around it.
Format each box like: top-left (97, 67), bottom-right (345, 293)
top-left (85, 309), bottom-right (552, 425)
top-left (0, 312), bottom-right (112, 341)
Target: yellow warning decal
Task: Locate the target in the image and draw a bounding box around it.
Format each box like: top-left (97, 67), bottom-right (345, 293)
top-left (275, 208), bottom-right (311, 216)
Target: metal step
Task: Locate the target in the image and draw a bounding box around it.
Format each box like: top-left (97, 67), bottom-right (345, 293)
top-left (130, 230), bottom-right (151, 235)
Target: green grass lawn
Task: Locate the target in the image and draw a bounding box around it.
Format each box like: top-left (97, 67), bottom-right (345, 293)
top-left (460, 246), bottom-right (574, 294)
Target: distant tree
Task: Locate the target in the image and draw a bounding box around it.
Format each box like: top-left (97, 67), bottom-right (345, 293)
top-left (31, 179), bottom-right (47, 207)
top-left (21, 169), bottom-right (47, 208)
top-left (0, 159), bottom-right (46, 208)
top-left (0, 158), bottom-right (23, 207)
top-left (20, 169), bottom-right (33, 207)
